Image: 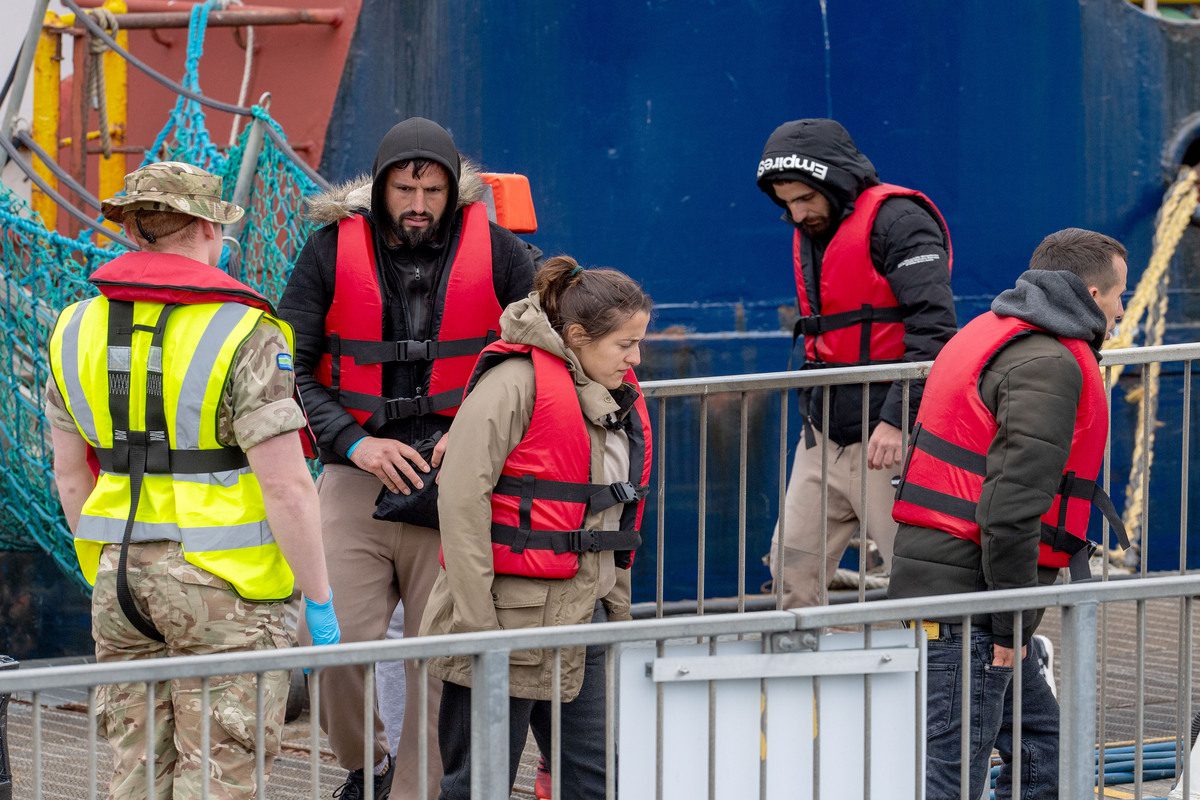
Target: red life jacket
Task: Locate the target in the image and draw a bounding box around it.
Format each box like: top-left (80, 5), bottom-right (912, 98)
top-left (451, 341), bottom-right (652, 580)
top-left (794, 183), bottom-right (952, 366)
top-left (891, 311), bottom-right (1127, 580)
top-left (313, 202), bottom-right (503, 434)
top-left (89, 251), bottom-right (316, 460)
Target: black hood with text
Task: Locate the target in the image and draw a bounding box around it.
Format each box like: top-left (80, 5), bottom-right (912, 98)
top-left (756, 118), bottom-right (880, 221)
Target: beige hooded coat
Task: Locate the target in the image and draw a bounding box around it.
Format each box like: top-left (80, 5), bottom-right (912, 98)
top-left (419, 294), bottom-right (640, 702)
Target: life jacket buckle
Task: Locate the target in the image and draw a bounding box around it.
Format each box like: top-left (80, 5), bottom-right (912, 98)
top-left (609, 481), bottom-right (640, 505)
top-left (796, 315), bottom-right (823, 336)
top-left (383, 395), bottom-right (431, 419)
top-left (567, 529), bottom-right (603, 553)
top-left (397, 340), bottom-right (434, 362)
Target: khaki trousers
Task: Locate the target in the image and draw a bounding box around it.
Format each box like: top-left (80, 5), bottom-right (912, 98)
top-left (304, 464), bottom-right (443, 799)
top-left (769, 427), bottom-right (900, 609)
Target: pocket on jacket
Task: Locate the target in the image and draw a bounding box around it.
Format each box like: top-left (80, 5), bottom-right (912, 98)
top-left (492, 578), bottom-right (550, 666)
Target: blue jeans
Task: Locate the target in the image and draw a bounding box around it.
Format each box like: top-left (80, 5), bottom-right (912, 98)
top-left (924, 630), bottom-right (1059, 800)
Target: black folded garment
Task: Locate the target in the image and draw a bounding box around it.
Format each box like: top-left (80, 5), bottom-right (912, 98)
top-left (372, 435), bottom-right (442, 529)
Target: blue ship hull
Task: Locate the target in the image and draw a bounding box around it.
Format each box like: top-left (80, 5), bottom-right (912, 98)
top-left (313, 0), bottom-right (1200, 602)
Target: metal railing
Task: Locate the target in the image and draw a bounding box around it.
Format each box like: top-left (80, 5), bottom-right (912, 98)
top-left (1, 575), bottom-right (1199, 798)
top-left (636, 341), bottom-right (1200, 616)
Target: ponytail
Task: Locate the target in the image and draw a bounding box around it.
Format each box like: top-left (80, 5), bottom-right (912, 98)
top-left (535, 256), bottom-right (652, 342)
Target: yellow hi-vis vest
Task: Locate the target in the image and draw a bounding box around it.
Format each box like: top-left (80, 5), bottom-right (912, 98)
top-left (48, 296), bottom-right (295, 601)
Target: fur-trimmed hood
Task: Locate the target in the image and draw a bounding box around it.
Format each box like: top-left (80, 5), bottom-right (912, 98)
top-left (304, 158), bottom-right (486, 226)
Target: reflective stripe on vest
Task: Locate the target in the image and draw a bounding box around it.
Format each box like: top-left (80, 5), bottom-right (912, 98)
top-left (794, 183), bottom-right (952, 366)
top-left (453, 341), bottom-right (653, 580)
top-left (313, 203), bottom-right (503, 433)
top-left (891, 311), bottom-right (1126, 576)
top-left (49, 294), bottom-right (295, 599)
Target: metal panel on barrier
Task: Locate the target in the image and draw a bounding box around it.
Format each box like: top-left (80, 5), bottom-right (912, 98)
top-left (617, 628), bottom-right (921, 799)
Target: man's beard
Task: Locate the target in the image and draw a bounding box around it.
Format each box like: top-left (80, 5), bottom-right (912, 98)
top-left (392, 212), bottom-right (438, 247)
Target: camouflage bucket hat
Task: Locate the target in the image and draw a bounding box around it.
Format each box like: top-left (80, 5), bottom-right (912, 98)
top-left (100, 161), bottom-right (244, 225)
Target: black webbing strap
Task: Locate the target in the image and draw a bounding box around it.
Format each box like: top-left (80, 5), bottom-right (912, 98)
top-left (107, 302), bottom-right (176, 643)
top-left (793, 304), bottom-right (906, 338)
top-left (618, 410), bottom-right (648, 567)
top-left (329, 333), bottom-right (342, 395)
top-left (910, 426), bottom-right (987, 476)
top-left (490, 524), bottom-right (642, 555)
top-left (338, 387), bottom-right (464, 432)
top-left (95, 446), bottom-right (247, 474)
top-left (1058, 475), bottom-right (1131, 550)
top-left (493, 475), bottom-right (647, 514)
top-left (1039, 522), bottom-right (1097, 582)
top-left (328, 332), bottom-right (498, 365)
top-left (893, 481), bottom-right (979, 523)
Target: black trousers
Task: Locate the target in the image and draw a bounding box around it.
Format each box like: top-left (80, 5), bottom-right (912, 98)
top-left (438, 603), bottom-right (608, 800)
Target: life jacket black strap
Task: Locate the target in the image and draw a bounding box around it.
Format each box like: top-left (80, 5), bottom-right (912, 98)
top-left (337, 387), bottom-right (464, 431)
top-left (493, 475), bottom-right (648, 514)
top-left (1056, 475), bottom-right (1130, 550)
top-left (490, 523), bottom-right (642, 555)
top-left (329, 332), bottom-right (499, 365)
top-left (106, 300), bottom-right (175, 644)
top-left (894, 481), bottom-right (979, 523)
top-left (794, 304), bottom-right (906, 338)
top-left (910, 425), bottom-right (987, 477)
top-left (95, 446), bottom-right (248, 475)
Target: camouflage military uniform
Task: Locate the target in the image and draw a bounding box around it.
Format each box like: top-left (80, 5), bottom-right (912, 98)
top-left (46, 162), bottom-right (306, 800)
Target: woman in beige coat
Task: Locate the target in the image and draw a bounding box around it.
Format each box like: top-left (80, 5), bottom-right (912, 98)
top-left (420, 256), bottom-right (652, 799)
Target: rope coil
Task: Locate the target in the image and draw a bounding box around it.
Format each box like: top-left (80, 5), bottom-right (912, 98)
top-left (1102, 166), bottom-right (1200, 562)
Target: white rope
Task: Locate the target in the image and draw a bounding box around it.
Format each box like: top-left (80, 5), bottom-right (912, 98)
top-left (226, 0), bottom-right (255, 147)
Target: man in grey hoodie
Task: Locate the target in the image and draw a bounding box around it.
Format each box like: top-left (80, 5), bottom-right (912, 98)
top-left (888, 228), bottom-right (1128, 799)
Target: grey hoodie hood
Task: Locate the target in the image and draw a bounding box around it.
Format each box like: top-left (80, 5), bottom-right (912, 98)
top-left (991, 270), bottom-right (1109, 350)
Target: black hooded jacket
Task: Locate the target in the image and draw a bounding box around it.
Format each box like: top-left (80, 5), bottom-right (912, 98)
top-left (757, 119), bottom-right (957, 445)
top-left (280, 118), bottom-right (538, 464)
top-left (887, 270), bottom-right (1110, 645)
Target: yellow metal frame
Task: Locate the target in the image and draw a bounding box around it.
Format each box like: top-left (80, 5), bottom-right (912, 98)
top-left (31, 0), bottom-right (128, 234)
top-left (31, 11), bottom-right (61, 230)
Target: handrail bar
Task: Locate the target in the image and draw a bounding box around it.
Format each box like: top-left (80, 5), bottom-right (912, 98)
top-left (5, 574), bottom-right (1200, 693)
top-left (0, 611), bottom-right (801, 692)
top-left (640, 341), bottom-right (1200, 397)
top-left (15, 130), bottom-right (103, 211)
top-left (0, 133), bottom-right (134, 248)
top-left (790, 572), bottom-right (1200, 630)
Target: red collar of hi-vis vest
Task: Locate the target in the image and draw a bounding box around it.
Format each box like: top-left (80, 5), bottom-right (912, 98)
top-left (314, 202), bottom-right (502, 436)
top-left (793, 183), bottom-right (952, 367)
top-left (90, 251), bottom-right (275, 312)
top-left (891, 311), bottom-right (1128, 581)
top-left (441, 340), bottom-right (652, 580)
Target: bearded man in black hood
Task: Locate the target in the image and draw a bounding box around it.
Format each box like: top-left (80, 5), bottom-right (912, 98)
top-left (756, 118), bottom-right (957, 609)
top-left (280, 117), bottom-right (537, 800)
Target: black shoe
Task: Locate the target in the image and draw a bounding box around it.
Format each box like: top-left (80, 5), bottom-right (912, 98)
top-left (332, 754), bottom-right (395, 800)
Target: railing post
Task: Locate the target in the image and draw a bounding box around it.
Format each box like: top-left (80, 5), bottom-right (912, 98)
top-left (223, 93), bottom-right (269, 276)
top-left (0, 655), bottom-right (18, 800)
top-left (1059, 600), bottom-right (1098, 797)
top-left (471, 649), bottom-right (510, 800)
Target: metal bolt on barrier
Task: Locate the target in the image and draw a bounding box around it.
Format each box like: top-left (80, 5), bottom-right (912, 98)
top-left (0, 655), bottom-right (17, 800)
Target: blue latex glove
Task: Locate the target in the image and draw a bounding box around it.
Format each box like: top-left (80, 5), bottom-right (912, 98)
top-left (305, 591), bottom-right (341, 646)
